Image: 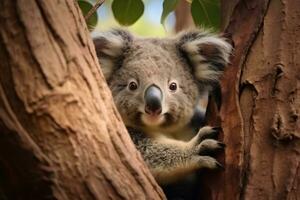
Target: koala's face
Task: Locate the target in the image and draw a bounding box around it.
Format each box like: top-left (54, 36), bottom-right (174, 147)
top-left (93, 30), bottom-right (231, 134)
top-left (108, 40), bottom-right (200, 133)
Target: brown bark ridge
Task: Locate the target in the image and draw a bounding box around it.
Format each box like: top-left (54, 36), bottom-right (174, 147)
top-left (221, 1), bottom-right (270, 199)
top-left (239, 0), bottom-right (300, 199)
top-left (0, 0), bottom-right (164, 199)
top-left (217, 0), bottom-right (299, 199)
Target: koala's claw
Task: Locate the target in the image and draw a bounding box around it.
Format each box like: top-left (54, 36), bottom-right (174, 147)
top-left (194, 156), bottom-right (223, 170)
top-left (196, 126), bottom-right (221, 142)
top-left (216, 162), bottom-right (225, 170)
top-left (196, 139), bottom-right (225, 155)
top-left (218, 142), bottom-right (226, 148)
top-left (212, 126), bottom-right (222, 132)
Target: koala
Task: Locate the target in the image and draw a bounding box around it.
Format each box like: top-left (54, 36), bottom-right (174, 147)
top-left (93, 29), bottom-right (232, 197)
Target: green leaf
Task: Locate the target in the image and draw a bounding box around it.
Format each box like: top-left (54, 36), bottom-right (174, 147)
top-left (112, 0), bottom-right (144, 26)
top-left (191, 0), bottom-right (220, 29)
top-left (161, 0), bottom-right (179, 25)
top-left (77, 0), bottom-right (98, 31)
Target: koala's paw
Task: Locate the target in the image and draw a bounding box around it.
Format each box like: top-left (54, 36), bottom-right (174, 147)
top-left (197, 126), bottom-right (221, 141)
top-left (196, 139), bottom-right (225, 155)
top-left (192, 155), bottom-right (224, 170)
top-left (189, 126), bottom-right (222, 148)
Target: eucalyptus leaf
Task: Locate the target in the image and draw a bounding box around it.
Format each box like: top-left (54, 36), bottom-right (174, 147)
top-left (191, 0), bottom-right (220, 29)
top-left (112, 0), bottom-right (144, 26)
top-left (77, 0), bottom-right (98, 31)
top-left (161, 0), bottom-right (179, 25)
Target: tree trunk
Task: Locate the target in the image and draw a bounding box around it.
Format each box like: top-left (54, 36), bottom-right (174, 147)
top-left (237, 0), bottom-right (300, 198)
top-left (0, 0), bottom-right (164, 199)
top-left (207, 0), bottom-right (300, 199)
top-left (174, 0), bottom-right (195, 33)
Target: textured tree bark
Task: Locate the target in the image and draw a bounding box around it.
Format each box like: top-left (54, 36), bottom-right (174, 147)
top-left (238, 0), bottom-right (300, 198)
top-left (206, 0), bottom-right (300, 199)
top-left (0, 0), bottom-right (164, 199)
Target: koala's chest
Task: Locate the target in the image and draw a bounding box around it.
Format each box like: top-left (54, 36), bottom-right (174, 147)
top-left (163, 125), bottom-right (198, 142)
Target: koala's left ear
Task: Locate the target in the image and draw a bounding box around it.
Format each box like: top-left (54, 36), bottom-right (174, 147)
top-left (93, 29), bottom-right (132, 80)
top-left (177, 30), bottom-right (232, 86)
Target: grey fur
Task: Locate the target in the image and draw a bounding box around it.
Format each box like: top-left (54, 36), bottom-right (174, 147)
top-left (128, 126), bottom-right (224, 185)
top-left (93, 29), bottom-right (232, 185)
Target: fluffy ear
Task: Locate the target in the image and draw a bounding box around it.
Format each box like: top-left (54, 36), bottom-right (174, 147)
top-left (93, 29), bottom-right (132, 80)
top-left (177, 30), bottom-right (232, 86)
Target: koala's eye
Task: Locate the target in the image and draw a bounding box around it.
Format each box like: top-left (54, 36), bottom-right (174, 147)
top-left (169, 82), bottom-right (177, 91)
top-left (128, 81), bottom-right (138, 91)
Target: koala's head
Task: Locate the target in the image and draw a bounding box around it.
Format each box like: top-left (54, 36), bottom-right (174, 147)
top-left (93, 29), bottom-right (232, 134)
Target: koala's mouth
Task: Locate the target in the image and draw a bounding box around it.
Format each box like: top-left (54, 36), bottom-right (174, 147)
top-left (139, 112), bottom-right (176, 128)
top-left (140, 112), bottom-right (166, 127)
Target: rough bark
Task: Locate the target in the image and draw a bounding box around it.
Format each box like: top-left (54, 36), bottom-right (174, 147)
top-left (239, 0), bottom-right (300, 198)
top-left (216, 0), bottom-right (300, 199)
top-left (0, 0), bottom-right (164, 199)
top-left (219, 1), bottom-right (270, 199)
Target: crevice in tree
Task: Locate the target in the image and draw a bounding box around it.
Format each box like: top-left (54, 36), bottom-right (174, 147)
top-left (239, 82), bottom-right (257, 200)
top-left (0, 90), bottom-right (55, 199)
top-left (15, 0), bottom-right (54, 89)
top-left (35, 1), bottom-right (68, 49)
top-left (0, 28), bottom-right (46, 145)
top-left (271, 64), bottom-right (283, 96)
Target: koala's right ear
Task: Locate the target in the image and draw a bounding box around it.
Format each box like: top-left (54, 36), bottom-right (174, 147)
top-left (93, 29), bottom-right (132, 80)
top-left (176, 30), bottom-right (232, 87)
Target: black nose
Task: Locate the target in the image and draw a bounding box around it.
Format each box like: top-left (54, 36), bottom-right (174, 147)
top-left (144, 85), bottom-right (162, 115)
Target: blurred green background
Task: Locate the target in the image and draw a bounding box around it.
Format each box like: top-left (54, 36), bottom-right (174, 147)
top-left (79, 0), bottom-right (220, 37)
top-left (87, 0), bottom-right (175, 36)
